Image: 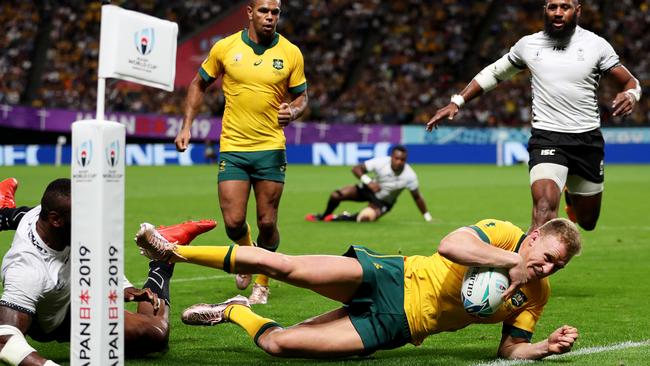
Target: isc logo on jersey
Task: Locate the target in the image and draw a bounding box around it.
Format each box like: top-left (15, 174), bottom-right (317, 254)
top-left (461, 267), bottom-right (510, 317)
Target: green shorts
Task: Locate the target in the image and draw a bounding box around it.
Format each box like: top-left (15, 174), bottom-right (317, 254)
top-left (343, 245), bottom-right (412, 354)
top-left (218, 150), bottom-right (287, 183)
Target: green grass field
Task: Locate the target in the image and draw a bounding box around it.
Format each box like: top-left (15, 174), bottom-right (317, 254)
top-left (1, 164), bottom-right (649, 365)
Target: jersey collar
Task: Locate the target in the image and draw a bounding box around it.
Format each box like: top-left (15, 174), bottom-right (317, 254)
top-left (514, 233), bottom-right (527, 253)
top-left (242, 29), bottom-right (279, 55)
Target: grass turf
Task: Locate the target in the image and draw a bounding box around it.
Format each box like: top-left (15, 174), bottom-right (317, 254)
top-left (0, 164), bottom-right (648, 365)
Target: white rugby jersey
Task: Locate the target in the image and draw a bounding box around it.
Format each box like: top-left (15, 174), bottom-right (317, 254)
top-left (1, 206), bottom-right (71, 333)
top-left (0, 207), bottom-right (135, 334)
top-left (507, 26), bottom-right (620, 133)
top-left (364, 156), bottom-right (419, 204)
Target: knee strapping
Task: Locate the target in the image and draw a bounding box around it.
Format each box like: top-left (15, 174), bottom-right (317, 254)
top-left (225, 224), bottom-right (248, 242)
top-left (257, 241), bottom-right (279, 252)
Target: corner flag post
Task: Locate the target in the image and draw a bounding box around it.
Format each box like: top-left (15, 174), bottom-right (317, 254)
top-left (70, 5), bottom-right (177, 365)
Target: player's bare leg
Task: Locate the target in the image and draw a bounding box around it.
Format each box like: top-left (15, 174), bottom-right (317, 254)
top-left (306, 184), bottom-right (362, 221)
top-left (255, 307), bottom-right (365, 358)
top-left (182, 298), bottom-right (364, 358)
top-left (565, 192), bottom-right (602, 231)
top-left (529, 179), bottom-right (562, 233)
top-left (219, 180), bottom-right (252, 241)
top-left (252, 180), bottom-right (283, 250)
top-left (249, 179), bottom-right (284, 303)
top-left (219, 180), bottom-right (255, 289)
top-left (135, 229), bottom-right (364, 302)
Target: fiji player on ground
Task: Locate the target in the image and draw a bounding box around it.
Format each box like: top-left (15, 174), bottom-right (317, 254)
top-left (427, 0), bottom-right (641, 232)
top-left (305, 145), bottom-right (432, 223)
top-left (174, 0), bottom-right (308, 304)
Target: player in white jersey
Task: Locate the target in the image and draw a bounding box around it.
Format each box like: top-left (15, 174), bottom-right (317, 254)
top-left (0, 178), bottom-right (215, 365)
top-left (305, 146), bottom-right (432, 223)
top-left (426, 0), bottom-right (641, 232)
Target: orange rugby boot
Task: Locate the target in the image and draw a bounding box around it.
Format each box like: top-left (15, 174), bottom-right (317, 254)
top-left (157, 219), bottom-right (217, 246)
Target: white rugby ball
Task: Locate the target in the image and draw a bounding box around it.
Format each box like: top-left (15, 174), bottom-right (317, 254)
top-left (461, 267), bottom-right (510, 318)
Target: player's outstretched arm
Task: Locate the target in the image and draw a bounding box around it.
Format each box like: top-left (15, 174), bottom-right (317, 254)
top-left (609, 65), bottom-right (642, 117)
top-left (497, 325), bottom-right (578, 360)
top-left (426, 80), bottom-right (483, 131)
top-left (175, 74), bottom-right (213, 152)
top-left (0, 307), bottom-right (57, 366)
top-left (426, 54), bottom-right (524, 131)
top-left (409, 189), bottom-right (432, 222)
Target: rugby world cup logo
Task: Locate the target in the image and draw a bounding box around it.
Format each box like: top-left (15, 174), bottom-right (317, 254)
top-left (76, 140), bottom-right (93, 168)
top-left (134, 28), bottom-right (155, 56)
top-left (106, 140), bottom-right (120, 168)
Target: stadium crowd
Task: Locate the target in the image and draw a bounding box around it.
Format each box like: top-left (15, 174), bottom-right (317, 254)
top-left (1, 0), bottom-right (648, 126)
top-left (0, 1), bottom-right (39, 106)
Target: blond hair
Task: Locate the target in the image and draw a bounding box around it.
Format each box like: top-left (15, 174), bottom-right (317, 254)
top-left (538, 218), bottom-right (582, 257)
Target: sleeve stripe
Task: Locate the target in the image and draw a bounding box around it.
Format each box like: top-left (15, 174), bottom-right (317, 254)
top-left (198, 67), bottom-right (216, 83)
top-left (602, 63), bottom-right (621, 74)
top-left (288, 82), bottom-right (307, 94)
top-left (469, 225), bottom-right (491, 244)
top-left (0, 300), bottom-right (35, 316)
top-left (502, 323), bottom-right (533, 341)
top-left (507, 55), bottom-right (526, 70)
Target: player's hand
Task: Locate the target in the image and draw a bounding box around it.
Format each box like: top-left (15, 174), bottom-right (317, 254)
top-left (175, 127), bottom-right (192, 152)
top-left (502, 254), bottom-right (527, 300)
top-left (124, 287), bottom-right (161, 313)
top-left (547, 325), bottom-right (578, 355)
top-left (367, 182), bottom-right (381, 193)
top-left (612, 92), bottom-right (636, 117)
top-left (278, 103), bottom-right (295, 127)
top-left (426, 103), bottom-right (459, 131)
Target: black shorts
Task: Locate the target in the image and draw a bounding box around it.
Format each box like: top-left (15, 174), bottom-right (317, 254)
top-left (355, 184), bottom-right (393, 214)
top-left (527, 128), bottom-right (605, 183)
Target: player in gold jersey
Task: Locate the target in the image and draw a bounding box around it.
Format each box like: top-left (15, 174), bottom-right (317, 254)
top-left (136, 218), bottom-right (581, 360)
top-left (174, 0), bottom-right (308, 304)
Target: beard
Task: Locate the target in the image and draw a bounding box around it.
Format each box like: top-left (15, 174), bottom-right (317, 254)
top-left (544, 14), bottom-right (578, 40)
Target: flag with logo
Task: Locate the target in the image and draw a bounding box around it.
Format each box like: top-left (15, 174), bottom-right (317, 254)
top-left (98, 5), bottom-right (178, 91)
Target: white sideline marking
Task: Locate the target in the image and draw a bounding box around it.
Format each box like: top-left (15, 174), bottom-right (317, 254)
top-left (136, 274), bottom-right (232, 284)
top-left (472, 340), bottom-right (650, 366)
top-left (172, 274), bottom-right (233, 283)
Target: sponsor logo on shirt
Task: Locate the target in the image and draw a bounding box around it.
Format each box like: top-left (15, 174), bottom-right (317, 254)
top-left (510, 290), bottom-right (528, 307)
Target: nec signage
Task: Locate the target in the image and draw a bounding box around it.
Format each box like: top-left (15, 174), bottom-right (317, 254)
top-left (312, 143), bottom-right (392, 166)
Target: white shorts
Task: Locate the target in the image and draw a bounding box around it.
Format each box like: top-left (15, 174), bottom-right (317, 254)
top-left (529, 163), bottom-right (603, 196)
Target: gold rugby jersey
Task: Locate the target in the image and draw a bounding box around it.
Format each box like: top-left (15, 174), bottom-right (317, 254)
top-left (404, 219), bottom-right (549, 345)
top-left (200, 29), bottom-right (307, 152)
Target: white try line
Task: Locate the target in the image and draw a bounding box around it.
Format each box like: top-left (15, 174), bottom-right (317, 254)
top-left (472, 340), bottom-right (650, 366)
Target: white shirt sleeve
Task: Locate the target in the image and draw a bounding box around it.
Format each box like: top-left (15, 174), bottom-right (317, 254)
top-left (363, 157), bottom-right (381, 173)
top-left (406, 169), bottom-right (420, 191)
top-left (1, 261), bottom-right (46, 315)
top-left (507, 37), bottom-right (528, 69)
top-left (598, 37), bottom-right (620, 72)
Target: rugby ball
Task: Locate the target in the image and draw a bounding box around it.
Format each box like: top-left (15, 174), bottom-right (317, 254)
top-left (461, 267), bottom-right (510, 317)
